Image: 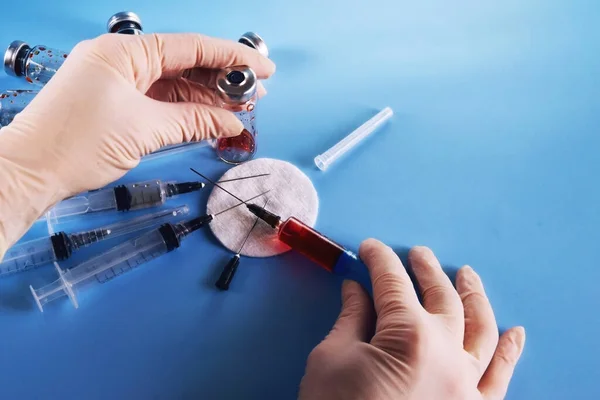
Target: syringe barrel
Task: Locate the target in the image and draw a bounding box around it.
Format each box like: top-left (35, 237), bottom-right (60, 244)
top-left (314, 107), bottom-right (393, 171)
top-left (69, 205), bottom-right (190, 250)
top-left (31, 228), bottom-right (172, 311)
top-left (277, 217), bottom-right (359, 274)
top-left (66, 229), bottom-right (170, 286)
top-left (0, 90), bottom-right (39, 128)
top-left (117, 180), bottom-right (169, 211)
top-left (0, 237), bottom-right (56, 276)
top-left (45, 188), bottom-right (117, 221)
top-left (43, 180), bottom-right (196, 223)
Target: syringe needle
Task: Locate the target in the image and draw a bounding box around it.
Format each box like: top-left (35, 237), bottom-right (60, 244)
top-left (190, 168), bottom-right (246, 203)
top-left (214, 190), bottom-right (271, 216)
top-left (217, 173), bottom-right (270, 183)
top-left (216, 198), bottom-right (269, 291)
top-left (237, 198), bottom-right (269, 254)
top-left (174, 191), bottom-right (271, 238)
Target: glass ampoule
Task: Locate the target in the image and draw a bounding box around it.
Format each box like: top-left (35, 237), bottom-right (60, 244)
top-left (215, 66), bottom-right (259, 164)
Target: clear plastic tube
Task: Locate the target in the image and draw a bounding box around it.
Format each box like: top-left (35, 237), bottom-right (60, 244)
top-left (314, 107), bottom-right (393, 171)
top-left (47, 188), bottom-right (117, 221)
top-left (0, 206), bottom-right (189, 276)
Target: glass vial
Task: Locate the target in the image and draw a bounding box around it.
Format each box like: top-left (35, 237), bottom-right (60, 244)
top-left (238, 32), bottom-right (269, 58)
top-left (107, 11), bottom-right (143, 35)
top-left (215, 65), bottom-right (258, 164)
top-left (0, 90), bottom-right (38, 128)
top-left (4, 40), bottom-right (68, 86)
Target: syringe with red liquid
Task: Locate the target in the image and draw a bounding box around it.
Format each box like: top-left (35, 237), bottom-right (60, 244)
top-left (246, 205), bottom-right (361, 274)
top-left (190, 168), bottom-right (363, 274)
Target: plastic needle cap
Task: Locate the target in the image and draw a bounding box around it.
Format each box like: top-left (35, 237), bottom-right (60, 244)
top-left (216, 198), bottom-right (269, 290)
top-left (314, 107), bottom-right (393, 171)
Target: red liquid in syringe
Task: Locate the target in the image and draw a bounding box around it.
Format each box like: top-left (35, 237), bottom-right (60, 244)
top-left (246, 205), bottom-right (361, 274)
top-left (277, 217), bottom-right (352, 273)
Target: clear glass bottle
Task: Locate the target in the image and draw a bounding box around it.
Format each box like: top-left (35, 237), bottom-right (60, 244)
top-left (3, 14), bottom-right (142, 87)
top-left (0, 89), bottom-right (38, 128)
top-left (107, 11), bottom-right (143, 35)
top-left (3, 40), bottom-right (68, 86)
top-left (215, 65), bottom-right (258, 164)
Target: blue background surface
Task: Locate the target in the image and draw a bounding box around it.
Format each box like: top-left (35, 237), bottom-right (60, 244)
top-left (1, 1), bottom-right (599, 399)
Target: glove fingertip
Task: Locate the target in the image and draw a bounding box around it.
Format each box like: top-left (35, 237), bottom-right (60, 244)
top-left (215, 109), bottom-right (244, 138)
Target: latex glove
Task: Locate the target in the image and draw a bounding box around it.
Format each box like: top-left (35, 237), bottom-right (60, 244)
top-left (0, 33), bottom-right (275, 255)
top-left (299, 239), bottom-right (525, 400)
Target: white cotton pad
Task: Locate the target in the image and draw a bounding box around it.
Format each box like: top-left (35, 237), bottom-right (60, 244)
top-left (206, 158), bottom-right (319, 257)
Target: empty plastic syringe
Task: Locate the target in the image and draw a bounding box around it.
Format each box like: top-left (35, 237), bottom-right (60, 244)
top-left (1, 206), bottom-right (189, 277)
top-left (42, 180), bottom-right (203, 222)
top-left (30, 191), bottom-right (269, 312)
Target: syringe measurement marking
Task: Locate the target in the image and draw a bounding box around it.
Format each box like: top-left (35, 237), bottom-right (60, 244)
top-left (4, 246), bottom-right (52, 274)
top-left (94, 244), bottom-right (164, 284)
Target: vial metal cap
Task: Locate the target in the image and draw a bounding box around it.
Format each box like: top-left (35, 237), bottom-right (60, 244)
top-left (239, 32), bottom-right (269, 58)
top-left (107, 11), bottom-right (143, 33)
top-left (216, 66), bottom-right (257, 104)
top-left (4, 40), bottom-right (29, 77)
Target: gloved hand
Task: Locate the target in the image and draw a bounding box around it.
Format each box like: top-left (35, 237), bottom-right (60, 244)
top-left (0, 33), bottom-right (275, 255)
top-left (299, 239), bottom-right (525, 400)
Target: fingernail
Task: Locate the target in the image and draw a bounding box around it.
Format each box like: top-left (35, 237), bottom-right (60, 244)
top-left (267, 59), bottom-right (276, 74)
top-left (410, 246), bottom-right (435, 263)
top-left (409, 246), bottom-right (427, 257)
top-left (461, 265), bottom-right (476, 282)
top-left (257, 85), bottom-right (267, 98)
top-left (514, 326), bottom-right (526, 349)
